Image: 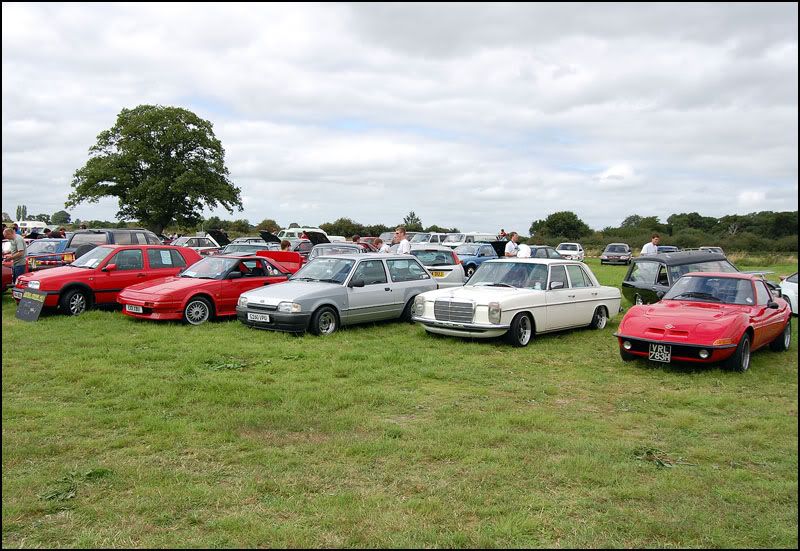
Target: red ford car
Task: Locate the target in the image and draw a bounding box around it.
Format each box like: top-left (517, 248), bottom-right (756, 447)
top-left (12, 245), bottom-right (202, 315)
top-left (117, 252), bottom-right (300, 325)
top-left (615, 272), bottom-right (792, 372)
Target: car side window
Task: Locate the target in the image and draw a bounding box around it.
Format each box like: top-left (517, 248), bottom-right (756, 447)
top-left (628, 262), bottom-right (659, 283)
top-left (548, 265), bottom-right (569, 289)
top-left (788, 273), bottom-right (798, 284)
top-left (145, 233), bottom-right (161, 244)
top-left (755, 281), bottom-right (771, 305)
top-left (147, 249), bottom-right (181, 268)
top-left (548, 249), bottom-right (562, 259)
top-left (387, 259), bottom-right (430, 282)
top-left (352, 260), bottom-right (388, 285)
top-left (566, 265), bottom-right (592, 288)
top-left (110, 249), bottom-right (143, 270)
top-left (240, 259), bottom-right (267, 277)
top-left (656, 265), bottom-right (669, 286)
top-left (112, 231), bottom-right (133, 245)
top-left (170, 249), bottom-right (188, 267)
top-left (134, 232), bottom-right (148, 244)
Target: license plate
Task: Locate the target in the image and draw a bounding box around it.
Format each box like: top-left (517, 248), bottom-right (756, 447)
top-left (247, 312), bottom-right (271, 322)
top-left (125, 304), bottom-right (143, 313)
top-left (431, 271), bottom-right (445, 277)
top-left (649, 343), bottom-right (672, 363)
top-left (12, 289), bottom-right (22, 300)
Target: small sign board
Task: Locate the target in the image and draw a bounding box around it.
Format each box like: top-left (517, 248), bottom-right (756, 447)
top-left (15, 289), bottom-right (47, 322)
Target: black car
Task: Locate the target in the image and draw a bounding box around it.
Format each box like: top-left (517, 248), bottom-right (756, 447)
top-left (621, 251), bottom-right (738, 305)
top-left (261, 230), bottom-right (330, 259)
top-left (65, 228), bottom-right (162, 258)
top-left (600, 243), bottom-right (632, 265)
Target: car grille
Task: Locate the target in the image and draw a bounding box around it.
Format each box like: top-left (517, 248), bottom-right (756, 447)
top-left (248, 303), bottom-right (278, 311)
top-left (434, 299), bottom-right (474, 323)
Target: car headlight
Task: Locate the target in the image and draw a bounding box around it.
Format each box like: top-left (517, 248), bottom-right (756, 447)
top-left (237, 296), bottom-right (248, 307)
top-left (600, 255), bottom-right (608, 259)
top-left (414, 295), bottom-right (426, 316)
top-left (28, 281), bottom-right (40, 289)
top-left (277, 301), bottom-right (302, 313)
top-left (488, 301), bottom-right (501, 324)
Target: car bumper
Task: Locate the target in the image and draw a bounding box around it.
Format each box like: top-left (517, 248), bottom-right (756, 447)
top-left (614, 333), bottom-right (738, 363)
top-left (236, 307), bottom-right (311, 333)
top-left (12, 287), bottom-right (59, 307)
top-left (413, 316), bottom-right (509, 338)
top-left (118, 298), bottom-right (184, 321)
top-left (600, 257), bottom-right (630, 264)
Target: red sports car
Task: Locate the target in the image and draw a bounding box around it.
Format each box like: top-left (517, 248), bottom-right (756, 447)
top-left (117, 253), bottom-right (296, 325)
top-left (12, 245), bottom-right (202, 315)
top-left (615, 272), bottom-right (792, 372)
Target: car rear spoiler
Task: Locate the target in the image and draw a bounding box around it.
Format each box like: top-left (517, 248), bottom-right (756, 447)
top-left (256, 250), bottom-right (303, 273)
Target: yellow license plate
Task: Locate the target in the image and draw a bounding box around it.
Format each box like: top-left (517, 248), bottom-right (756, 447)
top-left (431, 271), bottom-right (445, 277)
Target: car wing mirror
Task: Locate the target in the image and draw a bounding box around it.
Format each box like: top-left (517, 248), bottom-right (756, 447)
top-left (102, 263), bottom-right (117, 272)
top-left (549, 281), bottom-right (564, 290)
top-left (228, 271), bottom-right (243, 279)
top-left (656, 290), bottom-right (666, 299)
top-left (349, 279), bottom-right (365, 288)
top-left (767, 300), bottom-right (780, 309)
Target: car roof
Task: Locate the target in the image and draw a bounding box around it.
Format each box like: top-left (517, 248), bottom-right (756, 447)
top-left (311, 252), bottom-right (421, 261)
top-left (484, 258), bottom-right (585, 265)
top-left (632, 250), bottom-right (729, 266)
top-left (682, 271), bottom-right (759, 281)
top-left (409, 244), bottom-right (454, 251)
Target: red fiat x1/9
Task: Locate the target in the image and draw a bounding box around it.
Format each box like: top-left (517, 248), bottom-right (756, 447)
top-left (117, 253), bottom-right (297, 325)
top-left (12, 245), bottom-right (202, 316)
top-left (615, 272), bottom-right (792, 372)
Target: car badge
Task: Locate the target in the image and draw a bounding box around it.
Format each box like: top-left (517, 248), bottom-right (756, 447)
top-left (665, 323), bottom-right (674, 329)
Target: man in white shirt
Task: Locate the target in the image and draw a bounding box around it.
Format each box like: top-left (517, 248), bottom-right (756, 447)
top-left (395, 227), bottom-right (411, 254)
top-left (640, 233), bottom-right (660, 256)
top-left (504, 232), bottom-right (520, 257)
top-left (374, 238), bottom-right (390, 253)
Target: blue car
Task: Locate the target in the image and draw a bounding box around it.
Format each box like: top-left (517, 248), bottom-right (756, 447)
top-left (455, 243), bottom-right (499, 278)
top-left (24, 238), bottom-right (69, 270)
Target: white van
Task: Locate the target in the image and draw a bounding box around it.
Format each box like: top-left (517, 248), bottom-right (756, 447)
top-left (16, 220), bottom-right (48, 234)
top-left (441, 232), bottom-right (497, 249)
top-left (276, 227), bottom-right (328, 240)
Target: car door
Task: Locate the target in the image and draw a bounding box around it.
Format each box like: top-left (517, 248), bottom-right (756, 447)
top-left (93, 248), bottom-right (146, 304)
top-left (622, 261), bottom-right (660, 304)
top-left (217, 258), bottom-right (285, 316)
top-left (544, 264), bottom-right (575, 330)
top-left (565, 264), bottom-right (596, 324)
top-left (386, 258), bottom-right (433, 314)
top-left (750, 280), bottom-right (785, 348)
top-left (346, 259), bottom-right (395, 322)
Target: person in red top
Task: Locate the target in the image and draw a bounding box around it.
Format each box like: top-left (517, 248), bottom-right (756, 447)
top-left (498, 228), bottom-right (508, 240)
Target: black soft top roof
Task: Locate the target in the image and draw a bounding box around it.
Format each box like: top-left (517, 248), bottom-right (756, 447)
top-left (632, 250), bottom-right (730, 266)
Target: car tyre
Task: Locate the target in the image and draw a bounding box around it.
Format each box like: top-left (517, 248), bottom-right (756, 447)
top-left (619, 348), bottom-right (636, 362)
top-left (724, 333), bottom-right (751, 372)
top-left (59, 288), bottom-right (90, 316)
top-left (184, 297), bottom-right (212, 325)
top-left (401, 299), bottom-right (415, 323)
top-left (769, 319), bottom-right (791, 352)
top-left (465, 265), bottom-right (477, 278)
top-left (589, 306), bottom-right (608, 330)
top-left (505, 313), bottom-right (533, 347)
top-left (310, 306), bottom-right (338, 336)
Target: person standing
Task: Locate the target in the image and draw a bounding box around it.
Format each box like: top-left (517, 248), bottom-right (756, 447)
top-left (640, 233), bottom-right (660, 256)
top-left (504, 232), bottom-right (520, 257)
top-left (395, 227), bottom-right (411, 254)
top-left (280, 240), bottom-right (291, 251)
top-left (3, 227), bottom-right (27, 283)
top-left (498, 228), bottom-right (508, 240)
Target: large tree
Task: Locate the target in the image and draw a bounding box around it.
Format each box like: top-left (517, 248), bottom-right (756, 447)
top-left (16, 205), bottom-right (27, 220)
top-left (51, 210), bottom-right (72, 225)
top-left (402, 211), bottom-right (423, 232)
top-left (66, 105), bottom-right (243, 234)
top-left (529, 211), bottom-right (592, 239)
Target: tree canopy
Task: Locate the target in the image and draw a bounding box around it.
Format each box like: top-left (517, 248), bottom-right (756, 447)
top-left (529, 211), bottom-right (592, 239)
top-left (66, 105), bottom-right (243, 234)
top-left (403, 211), bottom-right (423, 232)
top-left (51, 210), bottom-right (71, 225)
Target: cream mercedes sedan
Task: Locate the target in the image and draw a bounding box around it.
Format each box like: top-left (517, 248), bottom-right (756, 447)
top-left (412, 258), bottom-right (621, 346)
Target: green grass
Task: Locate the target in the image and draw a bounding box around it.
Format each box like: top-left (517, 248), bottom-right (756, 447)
top-left (3, 259), bottom-right (797, 547)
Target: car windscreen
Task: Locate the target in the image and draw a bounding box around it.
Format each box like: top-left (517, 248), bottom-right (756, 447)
top-left (558, 244), bottom-right (578, 251)
top-left (669, 260), bottom-right (738, 281)
top-left (308, 245), bottom-right (361, 260)
top-left (664, 276), bottom-right (754, 305)
top-left (410, 233), bottom-right (431, 243)
top-left (411, 250), bottom-right (455, 266)
top-left (605, 245), bottom-right (628, 253)
top-left (70, 233), bottom-right (107, 246)
top-left (469, 261), bottom-right (548, 290)
top-left (71, 246), bottom-right (114, 268)
top-left (180, 257), bottom-right (239, 279)
top-left (443, 234), bottom-right (464, 244)
top-left (221, 244), bottom-right (271, 254)
top-left (455, 245), bottom-right (480, 256)
top-left (291, 257), bottom-right (354, 284)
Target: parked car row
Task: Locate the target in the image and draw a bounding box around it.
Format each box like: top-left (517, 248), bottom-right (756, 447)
top-left (6, 243), bottom-right (793, 372)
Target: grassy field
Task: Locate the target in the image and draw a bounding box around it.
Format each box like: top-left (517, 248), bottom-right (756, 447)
top-left (2, 259), bottom-right (797, 548)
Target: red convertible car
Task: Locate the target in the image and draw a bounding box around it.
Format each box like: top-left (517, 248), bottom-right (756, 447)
top-left (615, 272), bottom-right (792, 372)
top-left (117, 253), bottom-right (297, 325)
top-left (12, 245), bottom-right (202, 315)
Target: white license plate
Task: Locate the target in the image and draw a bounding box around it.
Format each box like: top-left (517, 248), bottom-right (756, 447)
top-left (649, 343), bottom-right (672, 363)
top-left (12, 289), bottom-right (23, 300)
top-left (125, 304), bottom-right (143, 313)
top-left (247, 312), bottom-right (271, 322)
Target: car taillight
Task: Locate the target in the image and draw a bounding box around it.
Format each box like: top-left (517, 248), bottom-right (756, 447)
top-left (451, 252), bottom-right (461, 264)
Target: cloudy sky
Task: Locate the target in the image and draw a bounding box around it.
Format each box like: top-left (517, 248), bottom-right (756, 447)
top-left (2, 2), bottom-right (797, 233)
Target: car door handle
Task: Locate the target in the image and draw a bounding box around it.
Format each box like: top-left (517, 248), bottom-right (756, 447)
top-left (136, 273), bottom-right (147, 278)
top-left (384, 287), bottom-right (391, 291)
top-left (567, 294), bottom-right (576, 298)
top-left (591, 292), bottom-right (598, 296)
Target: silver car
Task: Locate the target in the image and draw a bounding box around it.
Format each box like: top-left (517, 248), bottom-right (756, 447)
top-left (409, 245), bottom-right (466, 288)
top-left (237, 253), bottom-right (437, 335)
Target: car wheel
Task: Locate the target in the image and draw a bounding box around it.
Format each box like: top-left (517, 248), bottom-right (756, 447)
top-left (465, 265), bottom-right (476, 278)
top-left (634, 294), bottom-right (644, 306)
top-left (184, 297), bottom-right (212, 325)
top-left (309, 306), bottom-right (338, 336)
top-left (589, 306), bottom-right (608, 330)
top-left (59, 288), bottom-right (90, 316)
top-left (401, 299), bottom-right (415, 323)
top-left (769, 319), bottom-right (791, 352)
top-left (619, 347), bottom-right (637, 362)
top-left (724, 333), bottom-right (751, 372)
top-left (505, 313), bottom-right (533, 347)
